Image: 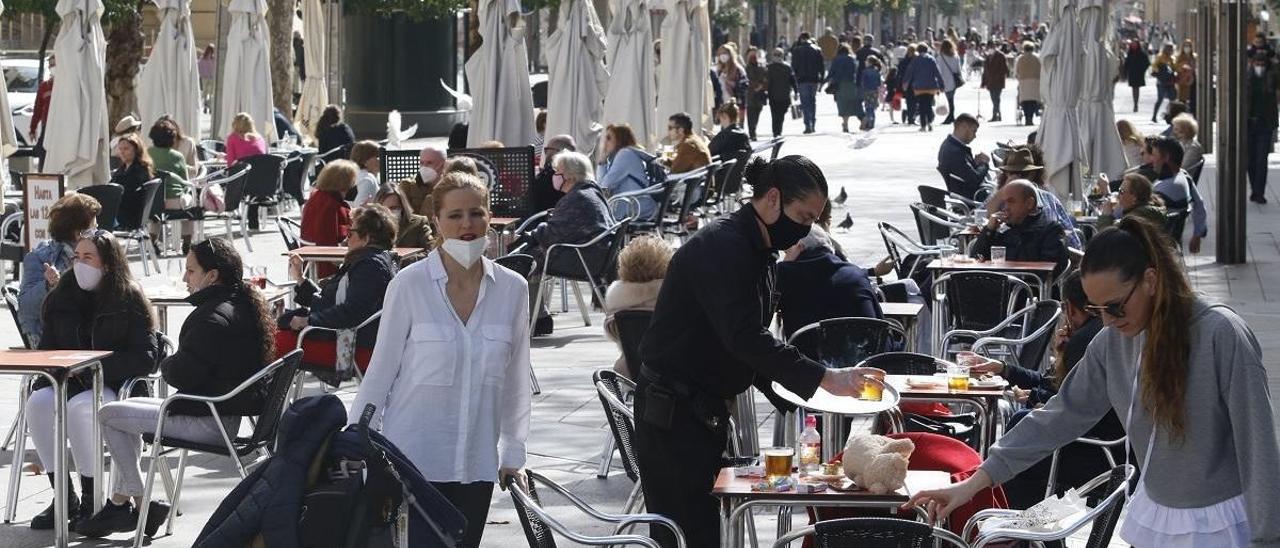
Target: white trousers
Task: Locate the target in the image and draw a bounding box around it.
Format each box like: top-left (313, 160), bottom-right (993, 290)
top-left (26, 387), bottom-right (118, 476)
top-left (99, 398), bottom-right (239, 497)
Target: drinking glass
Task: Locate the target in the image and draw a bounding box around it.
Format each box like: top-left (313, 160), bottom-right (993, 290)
top-left (947, 364), bottom-right (971, 392)
top-left (762, 447), bottom-right (795, 481)
top-left (939, 245), bottom-right (955, 262)
top-left (990, 246), bottom-right (1007, 263)
top-left (249, 265), bottom-right (268, 289)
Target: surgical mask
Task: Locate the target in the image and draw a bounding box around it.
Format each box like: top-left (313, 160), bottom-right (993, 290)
top-left (442, 236), bottom-right (487, 269)
top-left (752, 200), bottom-right (811, 251)
top-left (74, 262), bottom-right (104, 291)
top-left (719, 53), bottom-right (730, 63)
top-left (419, 166), bottom-right (437, 182)
top-left (553, 173), bottom-right (567, 192)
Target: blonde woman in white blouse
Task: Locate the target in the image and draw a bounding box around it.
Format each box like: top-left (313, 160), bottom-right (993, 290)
top-left (349, 172), bottom-right (531, 547)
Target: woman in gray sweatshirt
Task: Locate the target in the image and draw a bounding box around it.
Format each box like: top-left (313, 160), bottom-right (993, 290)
top-left (906, 217), bottom-right (1280, 547)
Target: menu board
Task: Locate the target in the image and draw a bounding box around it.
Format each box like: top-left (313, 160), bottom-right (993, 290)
top-left (22, 173), bottom-right (66, 252)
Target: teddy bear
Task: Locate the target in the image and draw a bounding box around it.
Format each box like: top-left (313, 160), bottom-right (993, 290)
top-left (841, 434), bottom-right (915, 494)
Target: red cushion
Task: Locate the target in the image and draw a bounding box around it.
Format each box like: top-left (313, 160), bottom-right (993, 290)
top-left (275, 329), bottom-right (373, 373)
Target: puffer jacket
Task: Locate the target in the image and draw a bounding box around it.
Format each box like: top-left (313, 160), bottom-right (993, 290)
top-left (37, 272), bottom-right (158, 394)
top-left (162, 284), bottom-right (271, 416)
top-left (291, 247), bottom-right (397, 349)
top-left (194, 395), bottom-right (466, 548)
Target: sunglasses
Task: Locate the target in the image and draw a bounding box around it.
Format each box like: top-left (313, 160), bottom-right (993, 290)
top-left (1085, 281), bottom-right (1139, 318)
top-left (80, 228), bottom-right (109, 239)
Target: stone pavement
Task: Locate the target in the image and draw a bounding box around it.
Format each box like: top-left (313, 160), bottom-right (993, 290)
top-left (1, 78), bottom-right (1278, 547)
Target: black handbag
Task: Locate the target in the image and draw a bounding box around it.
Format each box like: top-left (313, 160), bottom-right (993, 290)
top-left (824, 81), bottom-right (838, 95)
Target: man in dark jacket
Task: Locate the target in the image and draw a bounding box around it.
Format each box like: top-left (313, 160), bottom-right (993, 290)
top-left (981, 41), bottom-right (1009, 121)
top-left (937, 114), bottom-right (991, 199)
top-left (531, 134), bottom-right (575, 213)
top-left (766, 48), bottom-right (797, 138)
top-left (790, 33), bottom-right (825, 133)
top-left (777, 226), bottom-right (885, 338)
top-left (1247, 52), bottom-right (1279, 203)
top-left (968, 180), bottom-right (1068, 276)
top-left (709, 103), bottom-right (752, 159)
top-left (854, 35), bottom-right (883, 73)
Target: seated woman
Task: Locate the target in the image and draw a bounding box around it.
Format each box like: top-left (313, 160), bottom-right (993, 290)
top-left (372, 183), bottom-right (433, 250)
top-left (776, 225), bottom-right (886, 338)
top-left (225, 112), bottom-right (270, 230)
top-left (969, 271), bottom-right (1124, 509)
top-left (1098, 173), bottom-right (1166, 229)
top-left (513, 151), bottom-right (615, 335)
top-left (1170, 113), bottom-right (1203, 174)
top-left (315, 105), bottom-right (356, 155)
top-left (76, 238), bottom-right (276, 537)
top-left (300, 160), bottom-right (357, 278)
top-left (603, 236), bottom-right (674, 380)
top-left (112, 134), bottom-right (156, 231)
top-left (349, 140), bottom-right (381, 207)
top-left (597, 124), bottom-right (657, 220)
top-left (277, 205), bottom-right (399, 383)
top-left (27, 230), bottom-right (157, 530)
top-left (148, 119), bottom-right (195, 253)
top-left (154, 115), bottom-right (200, 178)
top-left (707, 101), bottom-right (752, 159)
top-left (18, 193), bottom-right (100, 348)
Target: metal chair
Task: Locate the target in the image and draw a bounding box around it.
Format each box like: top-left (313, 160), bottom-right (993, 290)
top-left (112, 179), bottom-right (164, 275)
top-left (505, 470), bottom-right (684, 548)
top-left (909, 202), bottom-right (965, 247)
top-left (1164, 205), bottom-right (1189, 248)
top-left (774, 517), bottom-right (967, 548)
top-left (595, 309), bottom-right (650, 476)
top-left (131, 350), bottom-right (303, 547)
top-left (663, 163), bottom-right (716, 242)
top-left (593, 369), bottom-right (643, 513)
top-left (965, 465), bottom-right (1135, 548)
top-left (0, 211), bottom-right (21, 283)
top-left (77, 183), bottom-right (125, 231)
top-left (878, 221), bottom-right (945, 282)
top-left (281, 150), bottom-right (317, 207)
top-left (932, 270), bottom-right (1034, 357)
top-left (530, 218), bottom-right (632, 330)
top-left (238, 154), bottom-right (287, 229)
top-left (377, 147), bottom-right (421, 184)
top-left (787, 317), bottom-right (907, 369)
top-left (1186, 158), bottom-right (1205, 185)
top-left (1044, 435), bottom-right (1127, 498)
top-left (612, 177), bottom-right (681, 235)
top-left (917, 185), bottom-right (976, 217)
top-left (276, 217), bottom-right (312, 251)
top-left (495, 253), bottom-right (537, 280)
top-left (291, 310), bottom-right (382, 395)
top-left (0, 284), bottom-right (29, 452)
top-left (201, 164), bottom-right (254, 252)
top-left (447, 145), bottom-right (537, 219)
top-left (941, 300), bottom-right (1060, 371)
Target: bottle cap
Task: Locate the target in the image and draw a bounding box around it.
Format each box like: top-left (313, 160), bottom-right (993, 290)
top-left (805, 415), bottom-right (818, 427)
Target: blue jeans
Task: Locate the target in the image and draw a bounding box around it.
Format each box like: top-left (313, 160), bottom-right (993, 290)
top-left (797, 82), bottom-right (819, 130)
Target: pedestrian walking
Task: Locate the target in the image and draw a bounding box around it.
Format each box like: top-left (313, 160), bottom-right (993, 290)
top-left (902, 43), bottom-right (944, 132)
top-left (1124, 40), bottom-right (1151, 113)
top-left (981, 41), bottom-right (1009, 121)
top-left (766, 48), bottom-right (796, 138)
top-left (716, 43), bottom-right (748, 123)
top-left (826, 45), bottom-right (861, 133)
top-left (745, 47), bottom-right (768, 140)
top-left (790, 33), bottom-right (825, 134)
top-left (1247, 52), bottom-right (1278, 204)
top-left (1175, 39), bottom-right (1197, 111)
top-left (859, 57), bottom-right (883, 130)
top-left (1151, 43), bottom-right (1177, 123)
top-left (1015, 42), bottom-right (1041, 126)
top-left (937, 39), bottom-right (964, 125)
top-left (197, 45), bottom-right (215, 114)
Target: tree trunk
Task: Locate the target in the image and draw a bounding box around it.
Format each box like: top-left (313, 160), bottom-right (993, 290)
top-left (267, 0), bottom-right (294, 116)
top-left (105, 6), bottom-right (144, 128)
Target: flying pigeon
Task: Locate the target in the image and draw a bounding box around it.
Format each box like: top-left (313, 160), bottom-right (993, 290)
top-left (837, 213), bottom-right (854, 231)
top-left (385, 110), bottom-right (419, 150)
top-left (833, 187), bottom-right (848, 206)
top-left (440, 79), bottom-right (473, 111)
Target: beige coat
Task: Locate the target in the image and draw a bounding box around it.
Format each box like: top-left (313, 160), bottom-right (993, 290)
top-left (603, 279), bottom-right (664, 379)
top-left (1015, 53), bottom-right (1041, 103)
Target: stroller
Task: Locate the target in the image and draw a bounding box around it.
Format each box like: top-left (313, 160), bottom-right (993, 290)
top-left (195, 395), bottom-right (466, 547)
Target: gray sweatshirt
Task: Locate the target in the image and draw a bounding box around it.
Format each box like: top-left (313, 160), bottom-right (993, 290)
top-left (981, 299), bottom-right (1280, 546)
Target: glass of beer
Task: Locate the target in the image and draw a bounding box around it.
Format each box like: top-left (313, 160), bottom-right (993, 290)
top-left (859, 373), bottom-right (885, 401)
top-left (762, 447), bottom-right (795, 481)
top-left (947, 364), bottom-right (971, 392)
top-left (990, 246), bottom-right (1007, 263)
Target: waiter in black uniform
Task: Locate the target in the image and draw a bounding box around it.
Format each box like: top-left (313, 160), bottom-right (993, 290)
top-left (635, 155), bottom-right (885, 546)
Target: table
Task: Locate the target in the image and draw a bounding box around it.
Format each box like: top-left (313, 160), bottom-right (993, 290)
top-left (881, 302), bottom-right (925, 352)
top-left (488, 216), bottom-right (520, 255)
top-left (714, 468), bottom-right (951, 547)
top-left (144, 283), bottom-right (293, 334)
top-left (0, 349), bottom-right (111, 547)
top-left (886, 374), bottom-right (1007, 457)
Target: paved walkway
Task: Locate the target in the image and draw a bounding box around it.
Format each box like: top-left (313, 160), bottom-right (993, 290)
top-left (1, 78), bottom-right (1278, 547)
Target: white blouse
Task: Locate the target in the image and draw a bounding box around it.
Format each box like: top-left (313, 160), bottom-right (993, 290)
top-left (348, 251), bottom-right (532, 483)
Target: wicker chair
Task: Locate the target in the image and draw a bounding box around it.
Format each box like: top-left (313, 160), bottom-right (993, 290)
top-left (593, 369), bottom-right (643, 513)
top-left (787, 317), bottom-right (907, 369)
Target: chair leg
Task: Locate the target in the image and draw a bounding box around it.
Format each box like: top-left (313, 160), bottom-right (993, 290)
top-left (4, 417), bottom-right (26, 523)
top-left (165, 449), bottom-right (189, 536)
top-left (146, 235), bottom-right (161, 274)
top-left (239, 208), bottom-right (253, 252)
top-left (132, 442), bottom-right (166, 547)
top-left (571, 281), bottom-right (591, 326)
top-left (0, 392), bottom-right (23, 450)
top-left (595, 431), bottom-right (615, 479)
top-left (156, 454), bottom-right (178, 512)
top-left (138, 236), bottom-right (152, 277)
top-left (529, 275), bottom-right (549, 333)
top-left (559, 277), bottom-right (569, 313)
top-left (622, 481), bottom-right (644, 514)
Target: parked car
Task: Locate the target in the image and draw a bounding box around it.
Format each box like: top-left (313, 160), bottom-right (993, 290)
top-left (4, 58), bottom-right (46, 146)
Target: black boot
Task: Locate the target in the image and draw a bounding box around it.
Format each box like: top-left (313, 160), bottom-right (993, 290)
top-left (137, 500), bottom-right (171, 537)
top-left (74, 499), bottom-right (136, 538)
top-left (70, 475), bottom-right (94, 531)
top-left (30, 473), bottom-right (78, 530)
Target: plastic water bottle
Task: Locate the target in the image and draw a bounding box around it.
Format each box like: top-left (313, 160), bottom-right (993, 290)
top-left (798, 415), bottom-right (821, 476)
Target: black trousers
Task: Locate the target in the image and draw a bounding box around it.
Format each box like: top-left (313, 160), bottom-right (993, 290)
top-left (633, 380), bottom-right (729, 548)
top-left (1021, 100), bottom-right (1038, 126)
top-left (988, 88), bottom-right (1003, 119)
top-left (1248, 120), bottom-right (1274, 198)
top-left (769, 102), bottom-right (789, 138)
top-left (917, 94), bottom-right (936, 128)
top-left (431, 481), bottom-right (494, 547)
top-left (904, 91), bottom-right (918, 122)
top-left (747, 101), bottom-right (764, 139)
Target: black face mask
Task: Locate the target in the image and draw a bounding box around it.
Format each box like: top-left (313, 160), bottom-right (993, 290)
top-left (753, 200), bottom-right (810, 251)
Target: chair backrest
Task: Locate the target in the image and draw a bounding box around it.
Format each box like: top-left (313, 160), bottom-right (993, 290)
top-left (938, 271), bottom-right (1033, 332)
top-left (245, 350), bottom-right (304, 448)
top-left (448, 146), bottom-right (537, 218)
top-left (613, 309), bottom-right (652, 378)
top-left (217, 163), bottom-right (253, 211)
top-left (1015, 300), bottom-right (1062, 369)
top-left (776, 517), bottom-right (967, 548)
top-left (720, 150), bottom-right (752, 197)
top-left (495, 253), bottom-right (536, 280)
top-left (2, 284), bottom-right (31, 349)
top-left (281, 151), bottom-right (316, 201)
top-left (856, 352), bottom-right (941, 376)
top-left (319, 143), bottom-right (353, 163)
top-left (909, 202), bottom-right (957, 246)
top-left (505, 473), bottom-right (558, 548)
top-left (593, 369), bottom-right (641, 483)
top-left (450, 152), bottom-right (500, 189)
top-left (77, 183), bottom-right (125, 231)
top-left (377, 147), bottom-right (420, 184)
top-left (1083, 465), bottom-right (1131, 548)
top-left (1164, 207), bottom-right (1188, 246)
top-left (670, 163), bottom-right (715, 230)
top-left (544, 219), bottom-right (631, 283)
top-left (239, 154), bottom-right (286, 200)
top-left (123, 179), bottom-right (163, 231)
top-left (918, 185), bottom-right (950, 209)
top-left (788, 317), bottom-right (907, 368)
top-left (199, 139), bottom-right (226, 156)
top-left (277, 217), bottom-right (304, 251)
top-left (1186, 158), bottom-right (1205, 185)
top-left (769, 137), bottom-right (785, 160)
top-left (151, 172), bottom-right (174, 219)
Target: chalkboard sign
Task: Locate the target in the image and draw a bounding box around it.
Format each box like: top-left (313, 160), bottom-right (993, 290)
top-left (23, 173), bottom-right (66, 252)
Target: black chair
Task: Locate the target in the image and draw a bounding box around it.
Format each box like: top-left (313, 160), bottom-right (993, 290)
top-left (77, 183), bottom-right (125, 231)
top-left (878, 221), bottom-right (944, 284)
top-left (532, 219), bottom-right (632, 330)
top-left (934, 270), bottom-right (1034, 335)
top-left (281, 150), bottom-right (316, 207)
top-left (505, 470), bottom-right (683, 548)
top-left (2, 284), bottom-right (30, 349)
top-left (773, 517), bottom-right (967, 548)
top-left (198, 139), bottom-right (225, 161)
top-left (1164, 206), bottom-right (1189, 248)
top-left (7, 170), bottom-right (23, 191)
top-left (0, 211), bottom-right (22, 283)
top-left (1186, 158), bottom-right (1205, 185)
top-left (592, 370), bottom-right (643, 513)
top-left (239, 154), bottom-right (287, 230)
top-left (203, 164), bottom-right (255, 251)
top-left (276, 217), bottom-right (311, 251)
top-left (112, 179), bottom-right (164, 275)
top-left (787, 317), bottom-right (907, 369)
top-left (663, 163), bottom-right (716, 242)
top-left (133, 350), bottom-right (304, 544)
top-left (918, 184), bottom-right (949, 209)
top-left (909, 202), bottom-right (964, 247)
top-left (614, 175), bottom-right (684, 235)
top-left (718, 150), bottom-right (752, 203)
top-left (966, 300), bottom-right (1062, 370)
top-left (495, 253), bottom-right (536, 280)
top-left (447, 146), bottom-right (537, 218)
top-left (378, 147), bottom-right (422, 184)
top-left (965, 465), bottom-right (1135, 548)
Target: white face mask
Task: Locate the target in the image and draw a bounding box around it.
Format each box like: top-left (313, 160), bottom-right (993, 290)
top-left (442, 236), bottom-right (487, 269)
top-left (719, 53), bottom-right (730, 63)
top-left (419, 166), bottom-right (438, 182)
top-left (74, 262), bottom-right (104, 291)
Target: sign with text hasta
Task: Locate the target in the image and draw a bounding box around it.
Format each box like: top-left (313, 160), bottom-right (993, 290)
top-left (23, 174), bottom-right (67, 252)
